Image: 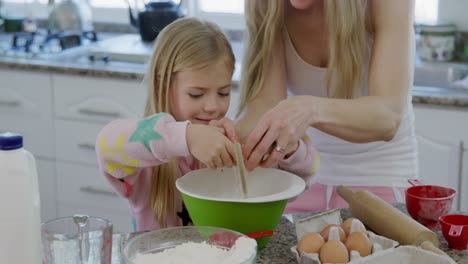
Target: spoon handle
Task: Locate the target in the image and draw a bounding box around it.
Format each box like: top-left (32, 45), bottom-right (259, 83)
top-left (234, 143), bottom-right (248, 198)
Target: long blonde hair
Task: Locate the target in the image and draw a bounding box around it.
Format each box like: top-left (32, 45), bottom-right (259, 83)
top-left (239, 0), bottom-right (369, 114)
top-left (144, 18), bottom-right (235, 227)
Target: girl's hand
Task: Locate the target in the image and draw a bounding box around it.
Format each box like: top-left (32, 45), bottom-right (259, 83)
top-left (209, 117), bottom-right (238, 143)
top-left (242, 96), bottom-right (313, 171)
top-left (186, 124), bottom-right (236, 169)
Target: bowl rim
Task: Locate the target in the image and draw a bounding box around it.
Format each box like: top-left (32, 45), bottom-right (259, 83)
top-left (123, 226), bottom-right (255, 262)
top-left (176, 167), bottom-right (306, 203)
top-left (439, 214), bottom-right (468, 227)
top-left (406, 185), bottom-right (457, 201)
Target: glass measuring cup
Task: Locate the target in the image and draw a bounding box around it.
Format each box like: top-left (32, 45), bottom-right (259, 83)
top-left (41, 215), bottom-right (113, 264)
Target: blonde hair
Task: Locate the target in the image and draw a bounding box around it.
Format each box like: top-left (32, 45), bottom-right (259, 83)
top-left (144, 17), bottom-right (235, 227)
top-left (239, 0), bottom-right (369, 114)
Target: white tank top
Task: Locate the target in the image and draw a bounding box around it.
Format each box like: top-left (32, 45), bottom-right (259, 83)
top-left (284, 30), bottom-right (418, 187)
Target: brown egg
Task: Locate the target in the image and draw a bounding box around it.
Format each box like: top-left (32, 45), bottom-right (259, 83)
top-left (320, 227), bottom-right (349, 263)
top-left (345, 231), bottom-right (372, 257)
top-left (342, 218), bottom-right (366, 236)
top-left (297, 232), bottom-right (325, 256)
top-left (321, 224), bottom-right (346, 242)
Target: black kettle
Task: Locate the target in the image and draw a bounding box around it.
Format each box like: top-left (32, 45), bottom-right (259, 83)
top-left (129, 0), bottom-right (184, 42)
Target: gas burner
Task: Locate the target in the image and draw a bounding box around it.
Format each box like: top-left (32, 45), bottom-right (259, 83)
top-left (4, 30), bottom-right (99, 58)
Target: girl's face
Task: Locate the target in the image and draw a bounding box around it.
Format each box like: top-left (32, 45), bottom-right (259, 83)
top-left (170, 58), bottom-right (233, 125)
top-left (288, 0), bottom-right (320, 10)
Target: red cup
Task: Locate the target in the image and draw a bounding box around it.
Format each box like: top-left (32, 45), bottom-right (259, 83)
top-left (405, 183), bottom-right (456, 230)
top-left (439, 214), bottom-right (468, 250)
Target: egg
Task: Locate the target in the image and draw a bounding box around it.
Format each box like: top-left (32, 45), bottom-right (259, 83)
top-left (297, 232), bottom-right (325, 256)
top-left (320, 227), bottom-right (349, 263)
top-left (320, 224), bottom-right (346, 242)
top-left (345, 231), bottom-right (372, 257)
top-left (342, 218), bottom-right (366, 236)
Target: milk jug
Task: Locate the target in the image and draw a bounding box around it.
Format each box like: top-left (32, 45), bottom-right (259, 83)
top-left (0, 132), bottom-right (42, 263)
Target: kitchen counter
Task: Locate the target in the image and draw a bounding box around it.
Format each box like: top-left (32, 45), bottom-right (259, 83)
top-left (110, 203), bottom-right (467, 264)
top-left (1, 33), bottom-right (468, 108)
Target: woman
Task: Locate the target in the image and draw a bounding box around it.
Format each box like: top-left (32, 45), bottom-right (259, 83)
top-left (236, 0), bottom-right (417, 213)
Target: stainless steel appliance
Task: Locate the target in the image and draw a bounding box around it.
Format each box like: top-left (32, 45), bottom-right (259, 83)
top-left (48, 0), bottom-right (93, 32)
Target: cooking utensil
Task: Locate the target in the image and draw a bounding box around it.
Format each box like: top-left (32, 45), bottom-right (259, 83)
top-left (48, 0), bottom-right (93, 32)
top-left (126, 0), bottom-right (184, 42)
top-left (234, 142), bottom-right (248, 198)
top-left (123, 226), bottom-right (257, 264)
top-left (176, 167), bottom-right (306, 248)
top-left (336, 186), bottom-right (448, 257)
top-left (406, 179), bottom-right (456, 230)
top-left (439, 214), bottom-right (468, 250)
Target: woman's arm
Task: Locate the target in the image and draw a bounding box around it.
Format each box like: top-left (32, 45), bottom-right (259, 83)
top-left (241, 0), bottom-right (415, 170)
top-left (236, 34), bottom-right (288, 140)
top-left (310, 0), bottom-right (415, 143)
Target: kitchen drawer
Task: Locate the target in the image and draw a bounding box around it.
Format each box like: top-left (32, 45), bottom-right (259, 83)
top-left (57, 204), bottom-right (132, 233)
top-left (53, 75), bottom-right (145, 123)
top-left (56, 162), bottom-right (129, 212)
top-left (0, 115), bottom-right (54, 159)
top-left (0, 69), bottom-right (52, 117)
top-left (36, 158), bottom-right (56, 222)
top-left (55, 119), bottom-right (102, 165)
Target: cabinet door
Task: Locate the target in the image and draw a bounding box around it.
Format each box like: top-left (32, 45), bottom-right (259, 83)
top-left (53, 75), bottom-right (146, 123)
top-left (36, 159), bottom-right (56, 222)
top-left (461, 143), bottom-right (468, 212)
top-left (416, 133), bottom-right (461, 188)
top-left (0, 69), bottom-right (54, 158)
top-left (414, 104), bottom-right (468, 211)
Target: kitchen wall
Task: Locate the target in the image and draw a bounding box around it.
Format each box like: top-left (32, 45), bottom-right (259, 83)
top-left (438, 0), bottom-right (468, 31)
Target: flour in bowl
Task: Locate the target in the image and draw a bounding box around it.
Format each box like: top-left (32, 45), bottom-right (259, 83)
top-left (133, 236), bottom-right (256, 264)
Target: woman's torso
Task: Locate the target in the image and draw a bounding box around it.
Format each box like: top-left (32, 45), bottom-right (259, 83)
top-left (283, 28), bottom-right (418, 187)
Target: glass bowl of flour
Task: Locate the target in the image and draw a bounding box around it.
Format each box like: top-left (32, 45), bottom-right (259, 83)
top-left (123, 226), bottom-right (257, 264)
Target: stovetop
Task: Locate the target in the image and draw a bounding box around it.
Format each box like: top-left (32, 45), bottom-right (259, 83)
top-left (0, 30), bottom-right (98, 59)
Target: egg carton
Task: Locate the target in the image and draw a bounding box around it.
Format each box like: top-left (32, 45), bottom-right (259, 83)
top-left (350, 246), bottom-right (456, 264)
top-left (290, 209), bottom-right (399, 264)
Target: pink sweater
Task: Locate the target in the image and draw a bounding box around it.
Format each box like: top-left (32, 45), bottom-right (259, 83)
top-left (95, 113), bottom-right (319, 231)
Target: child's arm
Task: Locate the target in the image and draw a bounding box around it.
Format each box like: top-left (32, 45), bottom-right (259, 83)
top-left (96, 113), bottom-right (190, 179)
top-left (277, 135), bottom-right (320, 184)
top-left (95, 113), bottom-right (190, 197)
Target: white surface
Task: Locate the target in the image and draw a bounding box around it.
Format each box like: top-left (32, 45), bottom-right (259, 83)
top-left (351, 246), bottom-right (455, 264)
top-left (0, 69), bottom-right (54, 159)
top-left (0, 147), bottom-right (42, 263)
top-left (53, 74), bottom-right (146, 122)
top-left (89, 34), bottom-right (154, 64)
top-left (414, 103), bottom-right (468, 211)
top-left (176, 167), bottom-right (306, 203)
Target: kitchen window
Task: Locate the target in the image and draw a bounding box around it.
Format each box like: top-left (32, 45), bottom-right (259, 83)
top-left (1, 0), bottom-right (436, 30)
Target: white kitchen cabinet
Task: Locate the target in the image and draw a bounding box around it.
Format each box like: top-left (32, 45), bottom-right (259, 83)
top-left (52, 74), bottom-right (146, 233)
top-left (0, 69), bottom-right (57, 222)
top-left (0, 69), bottom-right (54, 159)
top-left (36, 159), bottom-right (57, 222)
top-left (414, 103), bottom-right (468, 211)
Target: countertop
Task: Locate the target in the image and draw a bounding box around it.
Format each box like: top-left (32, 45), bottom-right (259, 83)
top-left (110, 203), bottom-right (468, 264)
top-left (1, 33), bottom-right (468, 108)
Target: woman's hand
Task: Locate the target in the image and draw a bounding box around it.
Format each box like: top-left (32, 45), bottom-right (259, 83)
top-left (209, 118), bottom-right (238, 143)
top-left (186, 124), bottom-right (236, 169)
top-left (242, 96), bottom-right (313, 171)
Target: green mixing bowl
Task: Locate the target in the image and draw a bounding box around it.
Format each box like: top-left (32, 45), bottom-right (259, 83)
top-left (176, 168), bottom-right (306, 248)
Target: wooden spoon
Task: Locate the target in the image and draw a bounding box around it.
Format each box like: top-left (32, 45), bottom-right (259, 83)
top-left (234, 142), bottom-right (248, 198)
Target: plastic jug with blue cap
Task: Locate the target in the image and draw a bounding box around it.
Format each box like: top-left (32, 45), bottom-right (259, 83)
top-left (0, 132), bottom-right (42, 263)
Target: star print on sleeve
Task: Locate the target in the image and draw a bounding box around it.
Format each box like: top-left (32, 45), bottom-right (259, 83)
top-left (129, 113), bottom-right (167, 153)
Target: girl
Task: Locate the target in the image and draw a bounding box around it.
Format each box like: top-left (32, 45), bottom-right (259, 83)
top-left (95, 18), bottom-right (319, 231)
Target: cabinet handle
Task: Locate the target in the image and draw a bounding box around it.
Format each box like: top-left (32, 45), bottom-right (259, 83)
top-left (79, 186), bottom-right (117, 197)
top-left (78, 143), bottom-right (95, 151)
top-left (78, 108), bottom-right (121, 118)
top-left (0, 100), bottom-right (20, 107)
top-left (458, 141), bottom-right (464, 210)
